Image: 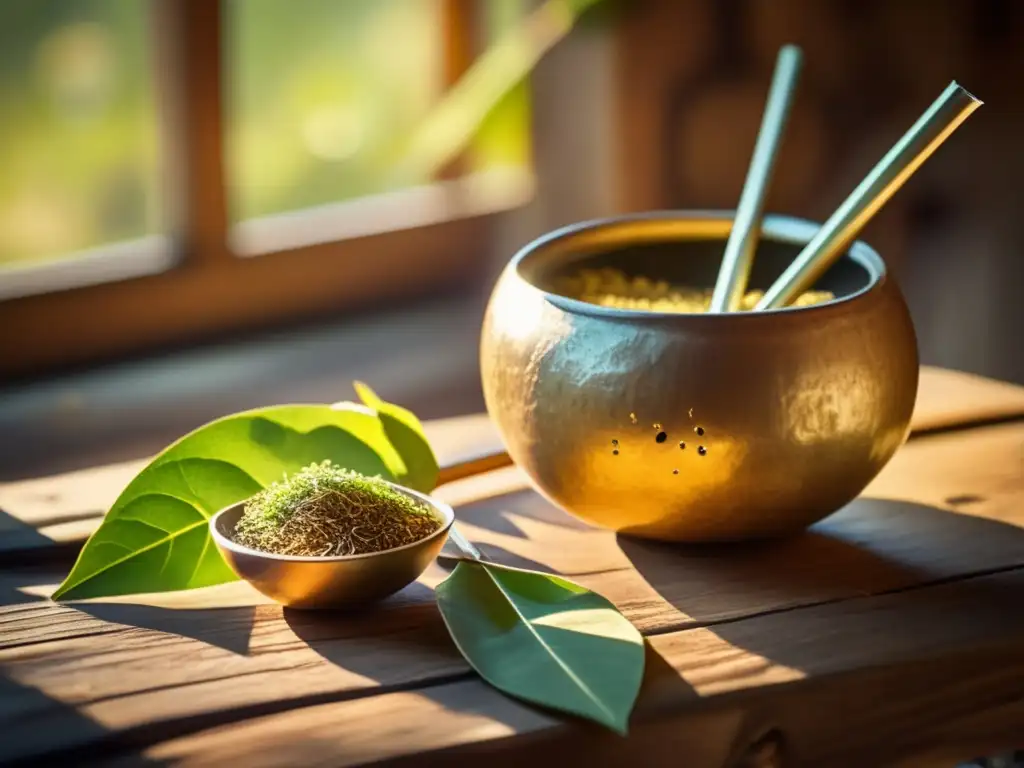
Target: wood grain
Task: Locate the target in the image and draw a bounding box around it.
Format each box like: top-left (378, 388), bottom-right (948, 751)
top-left (1, 420), bottom-right (1023, 764)
top-left (912, 365), bottom-right (1024, 433)
top-left (114, 569), bottom-right (1024, 768)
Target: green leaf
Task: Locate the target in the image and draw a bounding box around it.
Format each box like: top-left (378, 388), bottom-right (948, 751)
top-left (354, 381), bottom-right (438, 492)
top-left (435, 561), bottom-right (645, 735)
top-left (53, 399), bottom-right (422, 601)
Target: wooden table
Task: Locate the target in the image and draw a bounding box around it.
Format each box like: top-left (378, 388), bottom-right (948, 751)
top-left (2, 366), bottom-right (1024, 767)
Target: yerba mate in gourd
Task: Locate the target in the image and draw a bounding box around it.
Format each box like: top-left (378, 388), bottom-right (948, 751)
top-left (555, 267), bottom-right (834, 313)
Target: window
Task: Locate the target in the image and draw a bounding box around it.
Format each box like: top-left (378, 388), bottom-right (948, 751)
top-left (0, 0), bottom-right (540, 379)
top-left (225, 0), bottom-right (533, 245)
top-left (0, 1), bottom-right (165, 283)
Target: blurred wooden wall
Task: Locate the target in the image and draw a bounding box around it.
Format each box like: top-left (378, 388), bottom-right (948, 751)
top-left (612, 0), bottom-right (1024, 384)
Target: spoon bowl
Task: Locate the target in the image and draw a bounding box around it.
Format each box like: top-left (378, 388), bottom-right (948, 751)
top-left (209, 482), bottom-right (454, 609)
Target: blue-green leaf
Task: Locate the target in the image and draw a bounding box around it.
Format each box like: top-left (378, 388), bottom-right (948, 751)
top-left (53, 395), bottom-right (429, 601)
top-left (435, 561), bottom-right (645, 734)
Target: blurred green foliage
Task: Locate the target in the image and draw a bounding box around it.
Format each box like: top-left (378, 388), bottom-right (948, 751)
top-left (0, 0), bottom-right (158, 265)
top-left (0, 0), bottom-right (532, 267)
top-left (227, 0), bottom-right (533, 222)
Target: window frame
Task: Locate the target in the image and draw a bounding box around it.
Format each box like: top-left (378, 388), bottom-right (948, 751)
top-left (0, 0), bottom-right (528, 379)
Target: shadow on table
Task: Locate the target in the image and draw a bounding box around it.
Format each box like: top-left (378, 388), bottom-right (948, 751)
top-left (454, 487), bottom-right (592, 540)
top-left (616, 498), bottom-right (1024, 627)
top-left (71, 602), bottom-right (260, 655)
top-left (373, 638), bottom-right (709, 766)
top-left (283, 581), bottom-right (461, 679)
top-left (57, 526), bottom-right (547, 666)
top-left (0, 504), bottom-right (84, 568)
top-left (68, 537), bottom-right (550, 661)
top-left (0, 562), bottom-right (140, 766)
top-left (0, 674), bottom-right (171, 765)
top-left (281, 582), bottom-right (520, 732)
top-left (0, 564), bottom-right (62, 607)
top-left (279, 544), bottom-right (552, 687)
top-left (282, 551), bottom-right (683, 742)
top-left (615, 496), bottom-right (1024, 677)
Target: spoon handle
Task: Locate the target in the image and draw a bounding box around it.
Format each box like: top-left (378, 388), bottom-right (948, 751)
top-left (434, 430), bottom-right (512, 483)
top-left (709, 45), bottom-right (803, 313)
top-left (434, 436), bottom-right (508, 565)
top-left (446, 524), bottom-right (488, 563)
top-left (437, 448), bottom-right (512, 486)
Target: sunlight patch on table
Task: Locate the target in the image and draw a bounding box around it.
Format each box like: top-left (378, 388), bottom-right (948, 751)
top-left (532, 607), bottom-right (641, 642)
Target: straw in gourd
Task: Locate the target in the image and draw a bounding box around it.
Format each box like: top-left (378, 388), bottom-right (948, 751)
top-left (756, 81), bottom-right (982, 310)
top-left (709, 45), bottom-right (803, 313)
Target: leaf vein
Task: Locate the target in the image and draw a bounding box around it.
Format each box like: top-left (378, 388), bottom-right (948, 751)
top-left (185, 529), bottom-right (210, 588)
top-left (480, 565), bottom-right (616, 724)
top-left (174, 461), bottom-right (208, 518)
top-left (112, 492), bottom-right (208, 521)
top-left (92, 541), bottom-right (133, 552)
top-left (157, 537), bottom-right (174, 577)
top-left (55, 520), bottom-right (208, 599)
top-left (111, 517), bottom-right (171, 535)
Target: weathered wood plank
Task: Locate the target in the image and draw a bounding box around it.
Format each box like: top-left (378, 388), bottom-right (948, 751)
top-left (912, 365), bottom-right (1024, 433)
top-left (111, 569), bottom-right (1024, 768)
top-left (1, 421), bottom-right (1023, 764)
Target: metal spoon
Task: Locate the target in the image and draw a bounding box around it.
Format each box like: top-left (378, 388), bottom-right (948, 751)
top-left (441, 523), bottom-right (488, 564)
top-left (709, 44), bottom-right (803, 313)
